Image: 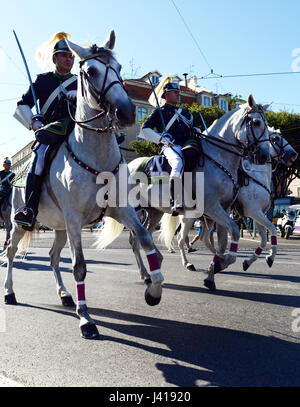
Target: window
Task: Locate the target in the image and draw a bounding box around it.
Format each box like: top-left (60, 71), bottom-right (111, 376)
top-left (203, 95), bottom-right (211, 106)
top-left (150, 75), bottom-right (159, 85)
top-left (297, 187), bottom-right (300, 197)
top-left (137, 106), bottom-right (148, 123)
top-left (219, 99), bottom-right (228, 112)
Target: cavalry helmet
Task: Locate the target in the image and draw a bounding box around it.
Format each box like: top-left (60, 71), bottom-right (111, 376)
top-left (53, 39), bottom-right (72, 55)
top-left (3, 157), bottom-right (11, 166)
top-left (161, 82), bottom-right (180, 99)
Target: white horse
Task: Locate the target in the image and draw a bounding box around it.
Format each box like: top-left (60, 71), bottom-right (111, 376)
top-left (126, 96), bottom-right (271, 291)
top-left (197, 131), bottom-right (298, 271)
top-left (1, 31), bottom-right (164, 339)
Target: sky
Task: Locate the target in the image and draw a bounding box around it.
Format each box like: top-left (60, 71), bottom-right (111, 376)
top-left (1, 0), bottom-right (300, 159)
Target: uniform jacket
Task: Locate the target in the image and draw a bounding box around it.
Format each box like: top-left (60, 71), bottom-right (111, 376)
top-left (142, 104), bottom-right (195, 147)
top-left (17, 71), bottom-right (77, 123)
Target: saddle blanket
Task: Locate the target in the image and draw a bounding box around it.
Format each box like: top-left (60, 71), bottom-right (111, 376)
top-left (134, 155), bottom-right (171, 184)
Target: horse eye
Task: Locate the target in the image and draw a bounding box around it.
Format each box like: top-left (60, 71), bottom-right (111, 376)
top-left (253, 119), bottom-right (261, 126)
top-left (87, 67), bottom-right (97, 77)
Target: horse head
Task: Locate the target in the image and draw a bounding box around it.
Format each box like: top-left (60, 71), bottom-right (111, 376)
top-left (67, 30), bottom-right (135, 128)
top-left (269, 129), bottom-right (298, 166)
top-left (233, 94), bottom-right (270, 165)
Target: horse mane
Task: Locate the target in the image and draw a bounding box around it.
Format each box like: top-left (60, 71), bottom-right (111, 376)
top-left (206, 105), bottom-right (246, 137)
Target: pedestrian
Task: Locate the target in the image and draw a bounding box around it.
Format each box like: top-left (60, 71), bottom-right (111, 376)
top-left (139, 81), bottom-right (201, 215)
top-left (189, 221), bottom-right (215, 251)
top-left (13, 32), bottom-right (77, 230)
top-left (0, 158), bottom-right (15, 206)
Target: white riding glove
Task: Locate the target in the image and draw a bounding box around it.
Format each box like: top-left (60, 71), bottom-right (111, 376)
top-left (32, 120), bottom-right (44, 131)
top-left (66, 90), bottom-right (77, 100)
top-left (160, 133), bottom-right (174, 147)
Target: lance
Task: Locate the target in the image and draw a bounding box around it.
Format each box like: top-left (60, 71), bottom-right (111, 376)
top-left (13, 30), bottom-right (40, 115)
top-left (148, 75), bottom-right (166, 132)
top-left (199, 111), bottom-right (210, 136)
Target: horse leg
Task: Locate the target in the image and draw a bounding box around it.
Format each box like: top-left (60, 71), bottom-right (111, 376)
top-left (242, 212), bottom-right (277, 270)
top-left (49, 229), bottom-right (75, 307)
top-left (128, 209), bottom-right (163, 280)
top-left (206, 223), bottom-right (228, 273)
top-left (242, 222), bottom-right (267, 271)
top-left (4, 221), bottom-right (11, 249)
top-left (107, 206), bottom-right (164, 306)
top-left (3, 225), bottom-right (28, 305)
top-left (204, 206), bottom-right (240, 291)
top-left (177, 217), bottom-right (196, 271)
top-left (66, 224), bottom-right (99, 339)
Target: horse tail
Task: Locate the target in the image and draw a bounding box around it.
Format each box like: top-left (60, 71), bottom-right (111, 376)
top-left (0, 230), bottom-right (32, 264)
top-left (94, 217), bottom-right (124, 250)
top-left (18, 231), bottom-right (33, 258)
top-left (158, 213), bottom-right (180, 249)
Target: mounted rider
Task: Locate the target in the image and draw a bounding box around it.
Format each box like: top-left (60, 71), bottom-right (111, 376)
top-left (139, 81), bottom-right (200, 215)
top-left (13, 32), bottom-right (78, 230)
top-left (0, 158), bottom-right (15, 207)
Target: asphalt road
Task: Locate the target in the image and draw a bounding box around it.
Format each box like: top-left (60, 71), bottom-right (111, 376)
top-left (0, 228), bottom-right (299, 388)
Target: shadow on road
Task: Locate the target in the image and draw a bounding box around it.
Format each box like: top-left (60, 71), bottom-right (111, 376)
top-left (15, 301), bottom-right (300, 387)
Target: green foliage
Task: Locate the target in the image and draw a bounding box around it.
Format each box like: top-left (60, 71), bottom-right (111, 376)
top-left (266, 110), bottom-right (300, 198)
top-left (130, 139), bottom-right (161, 157)
top-left (180, 103), bottom-right (225, 131)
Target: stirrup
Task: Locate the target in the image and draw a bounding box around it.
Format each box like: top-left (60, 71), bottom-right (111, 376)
top-left (14, 206), bottom-right (35, 228)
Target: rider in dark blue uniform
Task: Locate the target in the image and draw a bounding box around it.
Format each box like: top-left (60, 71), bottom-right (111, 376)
top-left (140, 82), bottom-right (200, 214)
top-left (13, 33), bottom-right (77, 230)
top-left (0, 158), bottom-right (15, 207)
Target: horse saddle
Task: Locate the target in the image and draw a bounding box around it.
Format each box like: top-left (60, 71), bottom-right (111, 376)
top-left (133, 155), bottom-right (172, 185)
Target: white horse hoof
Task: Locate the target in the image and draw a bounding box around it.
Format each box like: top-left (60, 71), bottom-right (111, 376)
top-left (186, 263), bottom-right (196, 271)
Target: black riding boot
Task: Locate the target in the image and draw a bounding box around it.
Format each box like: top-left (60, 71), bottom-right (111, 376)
top-left (169, 177), bottom-right (183, 216)
top-left (14, 173), bottom-right (43, 231)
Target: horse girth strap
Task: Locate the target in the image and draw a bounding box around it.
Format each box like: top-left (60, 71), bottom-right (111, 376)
top-left (65, 140), bottom-right (122, 176)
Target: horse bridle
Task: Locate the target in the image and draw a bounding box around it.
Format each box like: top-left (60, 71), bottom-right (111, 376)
top-left (68, 50), bottom-right (125, 133)
top-left (239, 107), bottom-right (269, 160)
top-left (199, 107), bottom-right (269, 159)
top-left (269, 133), bottom-right (290, 163)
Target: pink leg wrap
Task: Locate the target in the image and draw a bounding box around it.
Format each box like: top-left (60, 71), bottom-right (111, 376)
top-left (255, 247), bottom-right (263, 256)
top-left (76, 282), bottom-right (86, 303)
top-left (212, 255), bottom-right (219, 263)
top-left (271, 236), bottom-right (277, 246)
top-left (146, 250), bottom-right (160, 272)
top-left (229, 242), bottom-right (238, 253)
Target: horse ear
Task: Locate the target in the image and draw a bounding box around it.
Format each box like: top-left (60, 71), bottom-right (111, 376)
top-left (102, 30), bottom-right (116, 50)
top-left (66, 39), bottom-right (90, 59)
top-left (248, 94), bottom-right (256, 108)
top-left (263, 103), bottom-right (272, 111)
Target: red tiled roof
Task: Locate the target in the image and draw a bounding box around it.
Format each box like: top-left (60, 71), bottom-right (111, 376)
top-left (124, 83), bottom-right (152, 101)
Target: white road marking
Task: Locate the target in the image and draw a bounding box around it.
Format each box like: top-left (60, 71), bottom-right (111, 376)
top-left (0, 374), bottom-right (24, 387)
